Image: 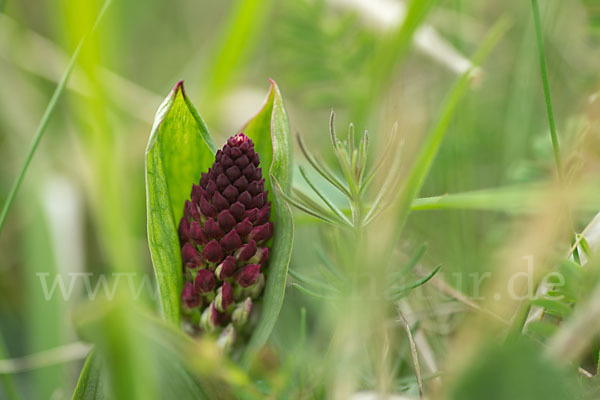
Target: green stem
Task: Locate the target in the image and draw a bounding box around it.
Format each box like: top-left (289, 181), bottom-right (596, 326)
top-left (531, 0), bottom-right (580, 263)
top-left (531, 0), bottom-right (563, 182)
top-left (0, 0), bottom-right (112, 235)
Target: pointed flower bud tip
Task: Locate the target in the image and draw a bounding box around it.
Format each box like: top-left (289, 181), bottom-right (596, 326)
top-left (194, 269), bottom-right (216, 294)
top-left (232, 297), bottom-right (253, 328)
top-left (215, 282), bottom-right (234, 312)
top-left (236, 264), bottom-right (261, 288)
top-left (217, 324), bottom-right (236, 352)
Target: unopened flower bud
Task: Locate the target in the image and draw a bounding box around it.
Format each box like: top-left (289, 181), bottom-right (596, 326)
top-left (215, 256), bottom-right (236, 280)
top-left (202, 240), bottom-right (224, 263)
top-left (214, 282), bottom-right (234, 312)
top-left (249, 222), bottom-right (273, 243)
top-left (182, 282), bottom-right (201, 309)
top-left (243, 273), bottom-right (265, 299)
top-left (216, 324), bottom-right (236, 352)
top-left (181, 243), bottom-right (201, 264)
top-left (236, 264), bottom-right (260, 287)
top-left (236, 240), bottom-right (257, 262)
top-left (232, 297), bottom-right (253, 328)
top-left (194, 269), bottom-right (216, 294)
top-left (200, 304), bottom-right (217, 332)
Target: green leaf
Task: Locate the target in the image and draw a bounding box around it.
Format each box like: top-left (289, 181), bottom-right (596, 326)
top-left (530, 298), bottom-right (572, 318)
top-left (238, 80), bottom-right (294, 364)
top-left (388, 264), bottom-right (442, 300)
top-left (72, 349), bottom-right (106, 400)
top-left (145, 81), bottom-right (217, 325)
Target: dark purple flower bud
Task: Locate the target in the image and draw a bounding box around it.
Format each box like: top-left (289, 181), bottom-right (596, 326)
top-left (187, 200), bottom-right (201, 220)
top-left (236, 264), bottom-right (260, 287)
top-left (217, 210), bottom-right (236, 231)
top-left (220, 230), bottom-right (242, 252)
top-left (239, 138), bottom-right (251, 152)
top-left (221, 154), bottom-right (233, 168)
top-left (206, 180), bottom-right (217, 195)
top-left (225, 166), bottom-right (241, 181)
top-left (191, 184), bottom-right (202, 203)
top-left (242, 163), bottom-right (256, 179)
top-left (245, 208), bottom-right (259, 223)
top-left (189, 221), bottom-right (208, 244)
top-left (253, 167), bottom-right (262, 181)
top-left (213, 165), bottom-right (224, 176)
top-left (233, 176), bottom-right (248, 191)
top-left (235, 155), bottom-right (250, 168)
top-left (182, 282), bottom-right (201, 308)
top-left (230, 146), bottom-right (242, 158)
top-left (236, 240), bottom-right (257, 262)
top-left (250, 222), bottom-right (273, 243)
top-left (235, 219), bottom-right (253, 237)
top-left (216, 173), bottom-right (229, 189)
top-left (212, 191), bottom-right (229, 211)
top-left (259, 247), bottom-right (269, 265)
top-left (200, 172), bottom-right (209, 187)
top-left (229, 202), bottom-right (245, 221)
top-left (215, 282), bottom-right (234, 312)
top-left (253, 192), bottom-right (268, 209)
top-left (204, 218), bottom-right (224, 239)
top-left (215, 256), bottom-right (237, 279)
top-left (178, 218), bottom-right (190, 242)
top-left (222, 185), bottom-right (239, 203)
top-left (200, 197), bottom-right (217, 218)
top-left (238, 191), bottom-right (252, 207)
top-left (202, 240), bottom-right (224, 263)
top-left (247, 179), bottom-right (264, 196)
top-left (182, 243), bottom-right (201, 264)
top-left (256, 205), bottom-right (271, 225)
top-left (194, 269), bottom-right (216, 293)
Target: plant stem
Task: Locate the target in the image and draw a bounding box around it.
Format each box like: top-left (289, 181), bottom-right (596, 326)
top-left (530, 0), bottom-right (581, 263)
top-left (0, 0), bottom-right (112, 236)
top-left (531, 0), bottom-right (563, 182)
top-left (398, 311), bottom-right (423, 400)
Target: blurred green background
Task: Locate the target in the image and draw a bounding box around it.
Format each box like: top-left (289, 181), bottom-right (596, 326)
top-left (1, 0), bottom-right (600, 398)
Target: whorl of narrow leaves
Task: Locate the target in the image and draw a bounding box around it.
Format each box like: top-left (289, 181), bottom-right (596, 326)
top-left (178, 133), bottom-right (272, 347)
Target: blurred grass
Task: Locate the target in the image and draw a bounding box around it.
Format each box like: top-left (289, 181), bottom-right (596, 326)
top-left (22, 190), bottom-right (65, 399)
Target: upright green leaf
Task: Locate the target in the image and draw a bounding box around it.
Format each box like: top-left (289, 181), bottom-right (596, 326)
top-left (145, 81), bottom-right (217, 324)
top-left (238, 80), bottom-right (294, 363)
top-left (72, 349), bottom-right (106, 400)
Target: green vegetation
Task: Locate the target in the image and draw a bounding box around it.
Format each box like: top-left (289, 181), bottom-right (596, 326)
top-left (1, 0), bottom-right (600, 399)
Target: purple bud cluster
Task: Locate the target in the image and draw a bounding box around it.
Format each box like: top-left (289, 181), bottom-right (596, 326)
top-left (178, 133), bottom-right (272, 343)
